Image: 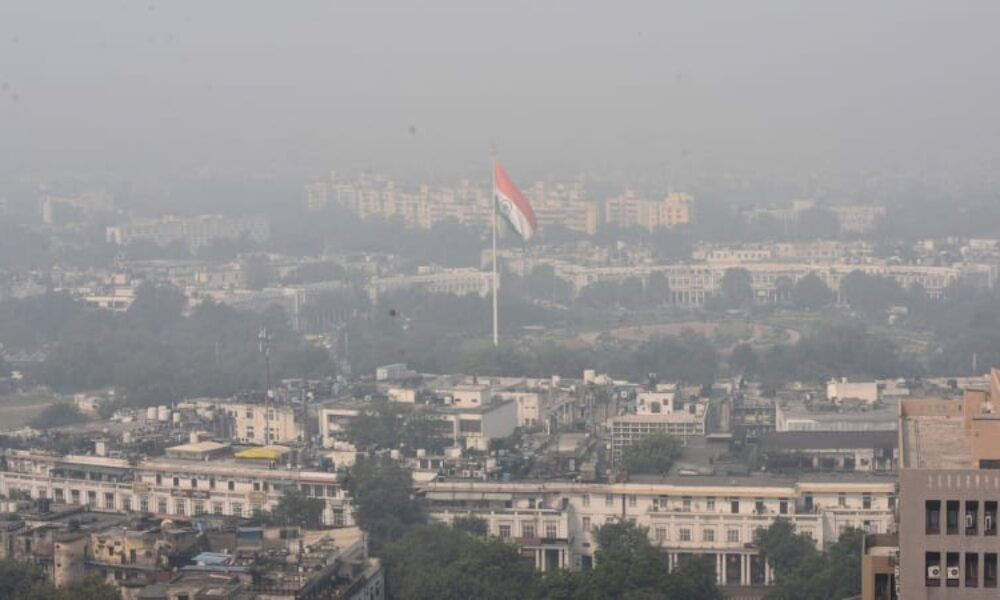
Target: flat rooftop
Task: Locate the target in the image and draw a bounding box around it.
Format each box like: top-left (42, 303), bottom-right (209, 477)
top-left (901, 413), bottom-right (969, 469)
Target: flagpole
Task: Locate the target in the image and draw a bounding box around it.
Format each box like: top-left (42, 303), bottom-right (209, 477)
top-left (491, 157), bottom-right (500, 347)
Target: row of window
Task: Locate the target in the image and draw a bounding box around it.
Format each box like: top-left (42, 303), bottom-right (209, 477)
top-left (925, 552), bottom-right (998, 588)
top-left (497, 522), bottom-right (560, 539)
top-left (925, 500), bottom-right (998, 535)
top-left (149, 475), bottom-right (338, 497)
top-left (577, 493), bottom-right (880, 513)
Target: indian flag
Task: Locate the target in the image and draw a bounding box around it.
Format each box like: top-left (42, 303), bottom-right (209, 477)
top-left (494, 160), bottom-right (537, 241)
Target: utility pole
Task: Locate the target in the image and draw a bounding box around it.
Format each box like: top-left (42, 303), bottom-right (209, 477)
top-left (258, 326), bottom-right (272, 445)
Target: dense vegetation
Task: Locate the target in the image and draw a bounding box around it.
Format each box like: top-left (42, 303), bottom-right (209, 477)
top-left (0, 283), bottom-right (333, 405)
top-left (344, 457), bottom-right (722, 600)
top-left (0, 559), bottom-right (119, 600)
top-left (754, 519), bottom-right (865, 600)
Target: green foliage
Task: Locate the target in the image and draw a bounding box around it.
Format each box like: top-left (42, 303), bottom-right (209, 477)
top-left (717, 268), bottom-right (754, 310)
top-left (0, 560), bottom-right (120, 600)
top-left (383, 524), bottom-right (539, 600)
top-left (29, 402), bottom-right (88, 429)
top-left (621, 433), bottom-right (682, 475)
top-left (755, 518), bottom-right (865, 600)
top-left (0, 284), bottom-right (333, 405)
top-left (345, 397), bottom-right (450, 454)
top-left (451, 516), bottom-right (488, 536)
top-left (790, 273), bottom-right (834, 310)
top-left (839, 271), bottom-right (906, 319)
top-left (268, 489), bottom-right (325, 529)
top-left (344, 455), bottom-right (425, 553)
top-left (729, 343), bottom-right (759, 376)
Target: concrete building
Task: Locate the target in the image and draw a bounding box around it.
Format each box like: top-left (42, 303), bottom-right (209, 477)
top-left (423, 473), bottom-right (896, 584)
top-left (759, 431), bottom-right (898, 473)
top-left (368, 267), bottom-right (494, 301)
top-left (0, 447), bottom-right (352, 527)
top-left (897, 369), bottom-right (1000, 597)
top-left (775, 399), bottom-right (898, 433)
top-left (605, 191), bottom-right (693, 231)
top-left (106, 215), bottom-right (269, 253)
top-left (217, 402), bottom-right (305, 445)
top-left (828, 379), bottom-right (881, 405)
top-left (609, 409), bottom-right (707, 465)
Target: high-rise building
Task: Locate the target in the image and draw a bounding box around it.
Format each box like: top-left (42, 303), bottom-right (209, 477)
top-left (605, 191), bottom-right (693, 230)
top-left (897, 368), bottom-right (1000, 597)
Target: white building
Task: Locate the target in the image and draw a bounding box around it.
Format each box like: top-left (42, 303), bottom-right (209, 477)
top-left (826, 379), bottom-right (880, 405)
top-left (423, 475), bottom-right (896, 583)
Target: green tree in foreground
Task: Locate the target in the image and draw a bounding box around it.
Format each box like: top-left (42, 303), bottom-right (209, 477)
top-left (755, 518), bottom-right (865, 600)
top-left (621, 433), bottom-right (682, 476)
top-left (0, 560), bottom-right (119, 600)
top-left (268, 489), bottom-right (325, 529)
top-left (30, 402), bottom-right (88, 429)
top-left (344, 455), bottom-right (425, 553)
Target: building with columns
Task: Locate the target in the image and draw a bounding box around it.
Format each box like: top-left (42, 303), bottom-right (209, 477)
top-left (421, 474), bottom-right (896, 586)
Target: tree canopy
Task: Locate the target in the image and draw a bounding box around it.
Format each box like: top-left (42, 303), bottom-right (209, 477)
top-left (621, 433), bottom-right (682, 475)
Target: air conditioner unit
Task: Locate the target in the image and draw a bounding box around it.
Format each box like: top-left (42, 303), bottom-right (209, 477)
top-left (967, 513), bottom-right (975, 528)
top-left (987, 515), bottom-right (994, 531)
top-left (947, 566), bottom-right (960, 579)
top-left (927, 565), bottom-right (941, 578)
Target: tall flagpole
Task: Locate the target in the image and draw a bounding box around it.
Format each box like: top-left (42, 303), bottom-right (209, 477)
top-left (491, 158), bottom-right (499, 347)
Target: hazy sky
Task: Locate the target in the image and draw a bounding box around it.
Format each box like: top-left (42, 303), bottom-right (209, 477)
top-left (2, 1), bottom-right (1000, 182)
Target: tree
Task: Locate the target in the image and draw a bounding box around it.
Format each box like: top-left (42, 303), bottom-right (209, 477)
top-left (30, 403), bottom-right (88, 429)
top-left (794, 207), bottom-right (839, 240)
top-left (344, 455), bottom-right (425, 552)
top-left (382, 524), bottom-right (539, 600)
top-left (644, 273), bottom-right (671, 305)
top-left (839, 271), bottom-right (905, 319)
top-left (754, 519), bottom-right (865, 600)
top-left (452, 516), bottom-right (488, 536)
top-left (584, 519), bottom-right (670, 598)
top-left (269, 489), bottom-right (325, 529)
top-left (789, 273), bottom-right (833, 310)
top-left (729, 343), bottom-right (759, 377)
top-left (664, 555), bottom-right (724, 600)
top-left (621, 433), bottom-right (682, 475)
top-left (717, 268), bottom-right (754, 309)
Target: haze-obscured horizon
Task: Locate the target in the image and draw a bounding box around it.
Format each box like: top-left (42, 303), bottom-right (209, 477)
top-left (2, 0), bottom-right (1000, 185)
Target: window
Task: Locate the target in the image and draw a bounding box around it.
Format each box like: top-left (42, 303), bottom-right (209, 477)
top-left (253, 482), bottom-right (261, 491)
top-left (87, 490), bottom-right (97, 505)
top-left (706, 497), bottom-right (716, 511)
top-left (679, 528), bottom-right (691, 542)
top-left (175, 500), bottom-right (186, 515)
top-left (727, 529), bottom-right (739, 543)
top-left (966, 553), bottom-right (979, 588)
top-left (779, 498), bottom-right (788, 514)
top-left (628, 495), bottom-right (637, 508)
top-left (838, 493), bottom-right (846, 508)
top-left (605, 494), bottom-right (614, 507)
top-left (104, 492), bottom-right (115, 509)
top-left (194, 501), bottom-right (205, 516)
top-left (499, 524), bottom-right (511, 539)
top-left (191, 478), bottom-right (198, 489)
top-left (755, 498), bottom-right (765, 514)
top-left (545, 522), bottom-right (558, 538)
top-left (702, 528), bottom-right (715, 542)
top-left (139, 498), bottom-right (149, 513)
top-left (582, 494), bottom-right (590, 507)
top-left (209, 477), bottom-right (216, 490)
top-left (155, 474), bottom-right (162, 486)
top-left (946, 552), bottom-right (960, 587)
top-left (232, 503), bottom-right (243, 518)
top-left (967, 501), bottom-right (980, 535)
top-left (863, 493), bottom-right (872, 510)
top-left (804, 494), bottom-right (814, 512)
top-left (888, 495), bottom-right (896, 511)
top-left (730, 499), bottom-right (740, 514)
top-left (228, 480), bottom-right (235, 491)
top-left (682, 496), bottom-right (691, 512)
top-left (946, 501), bottom-right (960, 535)
top-left (985, 553), bottom-right (997, 588)
top-left (71, 489), bottom-right (80, 504)
top-left (172, 477), bottom-right (179, 487)
top-left (522, 523), bottom-right (536, 538)
top-left (334, 508), bottom-right (345, 527)
top-left (582, 517), bottom-right (592, 532)
top-left (926, 552), bottom-right (941, 587)
top-left (655, 527), bottom-right (666, 542)
top-left (926, 500), bottom-right (941, 534)
top-left (987, 501), bottom-right (998, 535)
top-left (157, 498), bottom-right (168, 514)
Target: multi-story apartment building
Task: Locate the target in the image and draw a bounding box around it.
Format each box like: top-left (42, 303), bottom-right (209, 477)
top-left (106, 215), bottom-right (269, 252)
top-left (605, 191), bottom-right (693, 230)
top-left (609, 411), bottom-right (707, 465)
top-left (897, 369), bottom-right (1000, 597)
top-left (215, 401), bottom-right (305, 444)
top-left (423, 474), bottom-right (896, 585)
top-left (0, 446), bottom-right (352, 527)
